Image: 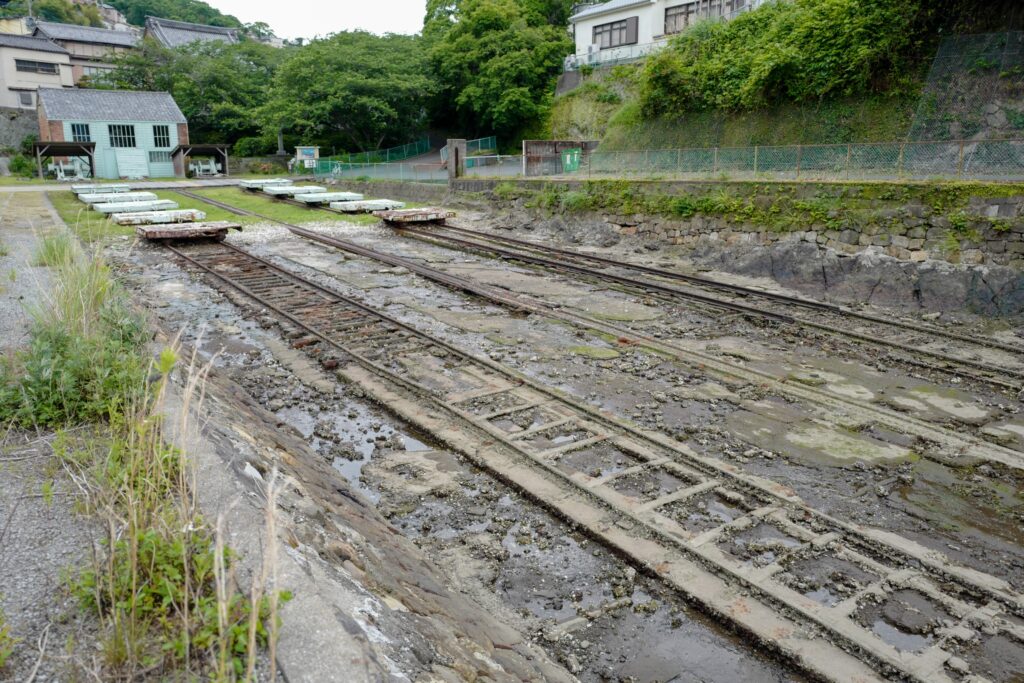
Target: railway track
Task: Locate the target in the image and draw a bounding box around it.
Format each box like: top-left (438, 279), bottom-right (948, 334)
top-left (176, 188), bottom-right (1024, 471)
top-left (392, 222), bottom-right (1024, 393)
top-left (166, 238), bottom-right (1023, 683)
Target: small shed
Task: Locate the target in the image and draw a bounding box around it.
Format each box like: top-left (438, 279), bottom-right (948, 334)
top-left (37, 88), bottom-right (190, 179)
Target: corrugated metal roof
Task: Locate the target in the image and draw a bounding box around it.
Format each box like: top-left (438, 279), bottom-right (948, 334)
top-left (0, 32), bottom-right (69, 54)
top-left (38, 88), bottom-right (187, 123)
top-left (570, 0), bottom-right (654, 22)
top-left (34, 21), bottom-right (139, 47)
top-left (144, 16), bottom-right (239, 48)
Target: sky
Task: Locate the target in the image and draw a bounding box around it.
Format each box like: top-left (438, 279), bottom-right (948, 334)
top-left (205, 0), bottom-right (428, 40)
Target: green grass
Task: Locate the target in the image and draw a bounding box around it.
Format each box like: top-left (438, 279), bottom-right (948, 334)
top-left (153, 191), bottom-right (258, 225)
top-left (33, 231), bottom-right (76, 267)
top-left (188, 187), bottom-right (403, 226)
top-left (0, 241), bottom-right (8, 258)
top-left (46, 191), bottom-right (134, 243)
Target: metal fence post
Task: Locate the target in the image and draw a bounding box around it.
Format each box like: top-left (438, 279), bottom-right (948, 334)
top-left (957, 140), bottom-right (965, 179)
top-left (713, 146), bottom-right (719, 175)
top-left (677, 148), bottom-right (682, 177)
top-left (795, 145), bottom-right (802, 179)
top-left (753, 145), bottom-right (759, 175)
top-left (846, 144), bottom-right (852, 181)
top-left (897, 143), bottom-right (905, 178)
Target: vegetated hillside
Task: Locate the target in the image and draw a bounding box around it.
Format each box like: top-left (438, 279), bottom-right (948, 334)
top-left (0, 0), bottom-right (103, 26)
top-left (104, 0), bottom-right (241, 27)
top-left (555, 0), bottom-right (1024, 150)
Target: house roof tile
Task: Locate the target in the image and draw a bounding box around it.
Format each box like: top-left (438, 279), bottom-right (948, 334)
top-left (33, 21), bottom-right (139, 48)
top-left (144, 16), bottom-right (239, 48)
top-left (38, 88), bottom-right (187, 123)
top-left (0, 32), bottom-right (69, 54)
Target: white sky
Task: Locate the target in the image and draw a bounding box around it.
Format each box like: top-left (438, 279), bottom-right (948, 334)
top-left (205, 0), bottom-right (428, 40)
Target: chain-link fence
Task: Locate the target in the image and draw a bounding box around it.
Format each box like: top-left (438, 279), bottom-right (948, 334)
top-left (314, 139), bottom-right (1024, 183)
top-left (440, 136), bottom-right (498, 163)
top-left (324, 137), bottom-right (432, 166)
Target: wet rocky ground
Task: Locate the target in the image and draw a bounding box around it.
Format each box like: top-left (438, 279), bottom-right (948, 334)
top-left (104, 199), bottom-right (1024, 680)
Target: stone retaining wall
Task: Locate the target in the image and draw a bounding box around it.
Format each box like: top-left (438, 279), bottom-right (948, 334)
top-left (453, 178), bottom-right (1024, 269)
top-left (325, 178), bottom-right (448, 203)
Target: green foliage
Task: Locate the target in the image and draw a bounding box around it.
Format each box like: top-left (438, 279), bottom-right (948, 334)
top-left (0, 250), bottom-right (147, 427)
top-left (427, 0), bottom-right (571, 140)
top-left (8, 155), bottom-right (35, 179)
top-left (261, 32), bottom-right (432, 153)
top-left (104, 0), bottom-right (242, 27)
top-left (640, 0), bottom-right (921, 118)
top-left (96, 39), bottom-right (284, 147)
top-left (0, 606), bottom-right (17, 670)
top-left (73, 525), bottom-right (280, 675)
top-left (33, 232), bottom-right (76, 267)
top-left (0, 0), bottom-right (102, 25)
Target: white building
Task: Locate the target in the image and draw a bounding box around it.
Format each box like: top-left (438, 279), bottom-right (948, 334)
top-left (566, 0), bottom-right (763, 70)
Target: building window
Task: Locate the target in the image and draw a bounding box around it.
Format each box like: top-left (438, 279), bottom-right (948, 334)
top-left (593, 18), bottom-right (638, 49)
top-left (71, 123), bottom-right (91, 142)
top-left (153, 124), bottom-right (170, 148)
top-left (18, 91), bottom-right (33, 107)
top-left (108, 124), bottom-right (136, 148)
top-left (15, 59), bottom-right (60, 75)
top-left (149, 151), bottom-right (172, 163)
top-left (666, 2), bottom-right (698, 33)
top-left (81, 66), bottom-right (109, 77)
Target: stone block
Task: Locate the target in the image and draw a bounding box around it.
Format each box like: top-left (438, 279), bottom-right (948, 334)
top-left (987, 240), bottom-right (1007, 254)
top-left (960, 249), bottom-right (985, 264)
top-left (907, 227), bottom-right (927, 239)
top-left (909, 250), bottom-right (929, 262)
top-left (872, 234), bottom-right (891, 246)
top-left (859, 233), bottom-right (873, 246)
top-left (891, 235), bottom-right (910, 248)
top-left (907, 238), bottom-right (925, 249)
top-left (1007, 241), bottom-right (1024, 254)
top-left (839, 229), bottom-right (859, 244)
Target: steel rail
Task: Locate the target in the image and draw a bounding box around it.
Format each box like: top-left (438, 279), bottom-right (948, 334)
top-left (164, 238), bottom-right (1024, 683)
top-left (174, 189), bottom-right (1024, 471)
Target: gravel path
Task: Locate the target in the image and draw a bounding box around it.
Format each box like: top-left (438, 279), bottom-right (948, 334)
top-left (0, 191), bottom-right (57, 354)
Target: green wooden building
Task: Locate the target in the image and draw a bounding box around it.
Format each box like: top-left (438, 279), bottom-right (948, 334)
top-left (36, 88), bottom-right (189, 179)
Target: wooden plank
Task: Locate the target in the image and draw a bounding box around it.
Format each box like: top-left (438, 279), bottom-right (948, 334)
top-left (263, 185), bottom-right (326, 196)
top-left (79, 191), bottom-right (158, 205)
top-left (293, 192), bottom-right (364, 204)
top-left (94, 200), bottom-right (179, 214)
top-left (239, 178), bottom-right (293, 189)
top-left (372, 207), bottom-right (454, 224)
top-left (72, 183), bottom-right (130, 195)
top-left (136, 221), bottom-right (242, 241)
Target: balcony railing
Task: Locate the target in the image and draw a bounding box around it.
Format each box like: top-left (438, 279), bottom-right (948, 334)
top-left (564, 38), bottom-right (668, 71)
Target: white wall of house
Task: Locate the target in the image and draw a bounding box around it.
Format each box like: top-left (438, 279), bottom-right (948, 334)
top-left (0, 46), bottom-right (72, 109)
top-left (569, 0), bottom-right (759, 63)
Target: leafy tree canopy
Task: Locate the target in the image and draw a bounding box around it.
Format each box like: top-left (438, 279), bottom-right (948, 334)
top-left (260, 32), bottom-right (433, 153)
top-left (96, 38), bottom-right (284, 148)
top-left (427, 0), bottom-right (571, 140)
top-left (104, 0), bottom-right (241, 27)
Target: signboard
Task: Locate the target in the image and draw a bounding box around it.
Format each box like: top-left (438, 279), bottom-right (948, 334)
top-left (295, 146), bottom-right (319, 161)
top-left (304, 159), bottom-right (316, 169)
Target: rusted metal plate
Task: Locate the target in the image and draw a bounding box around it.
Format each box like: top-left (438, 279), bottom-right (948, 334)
top-left (372, 207), bottom-right (454, 224)
top-left (330, 199), bottom-right (405, 213)
top-left (136, 221), bottom-right (242, 241)
top-left (111, 209), bottom-right (207, 225)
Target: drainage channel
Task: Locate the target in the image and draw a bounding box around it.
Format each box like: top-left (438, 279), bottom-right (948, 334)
top-left (165, 238), bottom-right (1024, 683)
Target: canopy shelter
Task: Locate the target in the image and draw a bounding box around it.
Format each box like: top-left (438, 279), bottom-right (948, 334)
top-left (171, 144), bottom-right (230, 178)
top-left (32, 141), bottom-right (96, 180)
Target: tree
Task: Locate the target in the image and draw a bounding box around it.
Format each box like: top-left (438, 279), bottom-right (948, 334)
top-left (95, 38), bottom-right (285, 148)
top-left (260, 32), bottom-right (433, 153)
top-left (0, 0), bottom-right (103, 25)
top-left (427, 0), bottom-right (571, 140)
top-left (104, 0), bottom-right (241, 27)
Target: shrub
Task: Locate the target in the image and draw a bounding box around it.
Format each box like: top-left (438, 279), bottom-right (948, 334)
top-left (640, 0), bottom-right (920, 118)
top-left (8, 155), bottom-right (35, 179)
top-left (33, 232), bottom-right (76, 267)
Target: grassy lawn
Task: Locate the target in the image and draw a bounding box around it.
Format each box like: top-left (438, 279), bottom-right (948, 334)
top-left (154, 190), bottom-right (259, 225)
top-left (46, 191), bottom-right (134, 243)
top-left (189, 187), bottom-right (380, 225)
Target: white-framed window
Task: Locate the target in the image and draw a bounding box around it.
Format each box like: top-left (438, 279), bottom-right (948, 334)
top-left (153, 124), bottom-right (170, 148)
top-left (593, 18), bottom-right (637, 49)
top-left (149, 151), bottom-right (172, 163)
top-left (108, 124), bottom-right (136, 148)
top-left (666, 2), bottom-right (699, 33)
top-left (15, 59), bottom-right (59, 75)
top-left (18, 91), bottom-right (33, 107)
top-left (71, 123), bottom-right (91, 142)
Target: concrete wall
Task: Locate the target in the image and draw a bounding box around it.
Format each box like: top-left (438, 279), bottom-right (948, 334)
top-left (324, 179), bottom-right (448, 203)
top-left (0, 46), bottom-right (73, 109)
